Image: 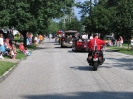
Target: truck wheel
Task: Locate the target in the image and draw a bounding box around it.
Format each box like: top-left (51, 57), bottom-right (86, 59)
top-left (61, 41), bottom-right (64, 48)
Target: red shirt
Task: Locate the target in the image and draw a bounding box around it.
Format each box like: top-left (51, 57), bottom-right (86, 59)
top-left (88, 38), bottom-right (106, 51)
top-left (19, 44), bottom-right (25, 51)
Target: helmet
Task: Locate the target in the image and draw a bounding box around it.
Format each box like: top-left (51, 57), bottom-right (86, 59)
top-left (94, 33), bottom-right (98, 37)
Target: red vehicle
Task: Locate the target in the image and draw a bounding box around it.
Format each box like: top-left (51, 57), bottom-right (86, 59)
top-left (72, 39), bottom-right (90, 52)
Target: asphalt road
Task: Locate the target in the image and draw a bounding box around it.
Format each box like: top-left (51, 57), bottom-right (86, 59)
top-left (0, 38), bottom-right (133, 99)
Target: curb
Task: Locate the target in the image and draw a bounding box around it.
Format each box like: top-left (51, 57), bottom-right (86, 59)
top-left (0, 45), bottom-right (37, 82)
top-left (0, 63), bottom-right (19, 82)
top-left (0, 56), bottom-right (27, 82)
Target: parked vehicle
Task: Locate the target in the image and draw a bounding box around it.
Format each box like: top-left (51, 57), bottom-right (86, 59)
top-left (60, 30), bottom-right (77, 48)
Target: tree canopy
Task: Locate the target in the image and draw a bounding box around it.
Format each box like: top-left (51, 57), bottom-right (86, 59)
top-left (76, 0), bottom-right (133, 40)
top-left (0, 0), bottom-right (74, 33)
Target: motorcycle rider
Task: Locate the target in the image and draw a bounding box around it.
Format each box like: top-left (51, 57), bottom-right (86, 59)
top-left (87, 33), bottom-right (108, 65)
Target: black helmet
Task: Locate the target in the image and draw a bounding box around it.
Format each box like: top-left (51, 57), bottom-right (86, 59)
top-left (94, 33), bottom-right (98, 37)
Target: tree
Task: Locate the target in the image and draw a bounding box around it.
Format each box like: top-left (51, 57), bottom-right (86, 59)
top-left (47, 19), bottom-right (59, 35)
top-left (77, 0), bottom-right (133, 47)
top-left (65, 17), bottom-right (82, 32)
top-left (0, 0), bottom-right (74, 46)
top-left (113, 0), bottom-right (133, 47)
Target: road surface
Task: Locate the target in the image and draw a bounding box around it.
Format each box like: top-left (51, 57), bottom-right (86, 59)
top-left (0, 38), bottom-right (133, 99)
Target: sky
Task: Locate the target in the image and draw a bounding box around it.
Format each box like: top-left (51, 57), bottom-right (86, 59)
top-left (74, 0), bottom-right (94, 20)
top-left (74, 0), bottom-right (86, 20)
top-left (54, 0), bottom-right (93, 22)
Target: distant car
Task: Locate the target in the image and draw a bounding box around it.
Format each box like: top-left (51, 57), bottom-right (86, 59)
top-left (60, 30), bottom-right (77, 48)
top-left (72, 39), bottom-right (90, 52)
top-left (105, 35), bottom-right (113, 40)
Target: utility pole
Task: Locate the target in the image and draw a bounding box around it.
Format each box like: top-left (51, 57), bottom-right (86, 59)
top-left (63, 15), bottom-right (67, 28)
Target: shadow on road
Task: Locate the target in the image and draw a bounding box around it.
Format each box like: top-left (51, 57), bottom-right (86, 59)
top-left (70, 66), bottom-right (93, 71)
top-left (43, 41), bottom-right (56, 43)
top-left (54, 43), bottom-right (60, 45)
top-left (105, 49), bottom-right (120, 52)
top-left (21, 91), bottom-right (133, 99)
top-left (55, 47), bottom-right (71, 49)
top-left (34, 47), bottom-right (46, 50)
top-left (68, 50), bottom-right (88, 53)
top-left (104, 57), bottom-right (133, 70)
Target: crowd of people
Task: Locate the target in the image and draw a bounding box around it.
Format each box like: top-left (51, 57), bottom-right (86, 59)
top-left (106, 36), bottom-right (124, 47)
top-left (0, 33), bottom-right (17, 59)
top-left (0, 30), bottom-right (45, 59)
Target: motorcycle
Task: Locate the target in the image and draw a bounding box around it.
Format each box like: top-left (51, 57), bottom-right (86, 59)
top-left (87, 50), bottom-right (103, 71)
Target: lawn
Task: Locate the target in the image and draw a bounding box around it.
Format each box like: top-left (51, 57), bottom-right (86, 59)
top-left (0, 39), bottom-right (36, 77)
top-left (106, 45), bottom-right (133, 56)
top-left (0, 61), bottom-right (15, 76)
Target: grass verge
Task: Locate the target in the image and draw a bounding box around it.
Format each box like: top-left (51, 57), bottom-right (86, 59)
top-left (0, 61), bottom-right (15, 76)
top-left (0, 44), bottom-right (36, 77)
top-left (106, 46), bottom-right (133, 56)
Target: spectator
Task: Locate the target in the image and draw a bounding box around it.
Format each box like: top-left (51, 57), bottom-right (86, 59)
top-left (26, 37), bottom-right (30, 45)
top-left (20, 33), bottom-right (23, 39)
top-left (38, 34), bottom-right (43, 44)
top-left (119, 36), bottom-right (123, 47)
top-left (34, 35), bottom-right (38, 46)
top-left (0, 34), bottom-right (4, 46)
top-left (111, 36), bottom-right (116, 46)
top-left (0, 28), bottom-right (5, 39)
top-left (18, 42), bottom-right (25, 53)
top-left (6, 30), bottom-right (14, 45)
top-left (4, 38), bottom-right (12, 55)
top-left (0, 51), bottom-right (4, 59)
top-left (25, 47), bottom-right (31, 56)
top-left (90, 34), bottom-right (93, 39)
top-left (131, 37), bottom-right (133, 50)
top-left (10, 41), bottom-right (17, 59)
top-left (0, 34), bottom-right (6, 57)
top-left (18, 42), bottom-right (31, 56)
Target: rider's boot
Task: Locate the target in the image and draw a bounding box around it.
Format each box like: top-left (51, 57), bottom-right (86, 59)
top-left (99, 58), bottom-right (105, 65)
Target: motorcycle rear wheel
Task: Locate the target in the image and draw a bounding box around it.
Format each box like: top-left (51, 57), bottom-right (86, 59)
top-left (93, 62), bottom-right (98, 71)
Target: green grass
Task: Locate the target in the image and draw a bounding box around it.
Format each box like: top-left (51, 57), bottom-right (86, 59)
top-left (16, 50), bottom-right (27, 59)
top-left (0, 61), bottom-right (15, 76)
top-left (0, 39), bottom-right (37, 78)
top-left (106, 46), bottom-right (133, 56)
top-left (13, 38), bottom-right (23, 43)
top-left (4, 44), bottom-right (36, 60)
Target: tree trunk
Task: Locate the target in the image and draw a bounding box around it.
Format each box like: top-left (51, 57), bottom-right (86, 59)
top-left (18, 30), bottom-right (27, 47)
top-left (127, 32), bottom-right (131, 49)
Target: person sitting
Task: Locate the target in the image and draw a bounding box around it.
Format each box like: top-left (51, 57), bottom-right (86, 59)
top-left (0, 43), bottom-right (7, 56)
top-left (0, 51), bottom-right (4, 59)
top-left (10, 41), bottom-right (17, 59)
top-left (25, 47), bottom-right (31, 56)
top-left (18, 42), bottom-right (25, 53)
top-left (18, 42), bottom-right (31, 56)
top-left (4, 38), bottom-right (12, 56)
top-left (0, 34), bottom-right (7, 56)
